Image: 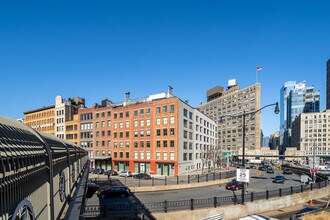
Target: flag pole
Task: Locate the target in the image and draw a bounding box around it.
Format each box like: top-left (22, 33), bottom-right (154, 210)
top-left (256, 68), bottom-right (258, 83)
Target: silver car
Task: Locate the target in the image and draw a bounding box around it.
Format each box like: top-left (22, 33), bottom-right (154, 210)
top-left (119, 171), bottom-right (132, 177)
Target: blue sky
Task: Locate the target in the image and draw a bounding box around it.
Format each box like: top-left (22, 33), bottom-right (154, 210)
top-left (0, 0), bottom-right (329, 136)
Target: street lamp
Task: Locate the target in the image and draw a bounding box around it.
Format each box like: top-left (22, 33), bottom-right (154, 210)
top-left (241, 102), bottom-right (279, 204)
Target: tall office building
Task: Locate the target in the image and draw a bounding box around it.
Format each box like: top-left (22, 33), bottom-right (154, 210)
top-left (78, 88), bottom-right (217, 176)
top-left (198, 80), bottom-right (261, 156)
top-left (327, 58), bottom-right (330, 109)
top-left (280, 81), bottom-right (320, 151)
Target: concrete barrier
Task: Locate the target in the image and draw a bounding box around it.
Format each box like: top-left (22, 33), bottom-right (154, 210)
top-left (130, 178), bottom-right (234, 193)
top-left (152, 184), bottom-right (330, 220)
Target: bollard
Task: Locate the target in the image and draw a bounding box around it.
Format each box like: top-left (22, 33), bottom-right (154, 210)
top-left (213, 172), bottom-right (215, 181)
top-left (266, 190), bottom-right (269, 199)
top-left (177, 176), bottom-right (179, 185)
top-left (190, 199), bottom-right (194, 210)
top-left (290, 186), bottom-right (293, 195)
top-left (188, 175), bottom-right (190, 184)
top-left (213, 197), bottom-right (217, 207)
top-left (198, 174), bottom-right (199, 183)
top-left (152, 177), bottom-right (154, 187)
top-left (279, 188), bottom-right (282, 197)
top-left (164, 200), bottom-right (168, 213)
top-left (219, 172), bottom-right (221, 180)
top-left (165, 176), bottom-right (167, 186)
top-left (251, 192), bottom-right (254, 202)
top-left (206, 174), bottom-right (208, 182)
top-left (301, 185), bottom-right (303, 193)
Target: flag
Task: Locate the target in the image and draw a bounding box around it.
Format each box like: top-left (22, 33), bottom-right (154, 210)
top-left (256, 66), bottom-right (263, 71)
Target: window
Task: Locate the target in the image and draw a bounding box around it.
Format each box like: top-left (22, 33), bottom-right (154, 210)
top-left (146, 108), bottom-right (150, 115)
top-left (101, 121), bottom-right (105, 127)
top-left (163, 105), bottom-right (168, 113)
top-left (114, 113), bottom-right (117, 119)
top-left (134, 152), bottom-right (138, 159)
top-left (163, 140), bottom-right (168, 147)
top-left (156, 152), bottom-right (160, 160)
top-left (156, 129), bottom-right (161, 136)
top-left (114, 123), bottom-right (117, 129)
top-left (134, 120), bottom-right (138, 128)
top-left (107, 130), bottom-right (111, 136)
top-left (146, 152), bottom-right (150, 160)
top-left (163, 152), bottom-right (168, 160)
top-left (125, 121), bottom-right (129, 128)
top-left (119, 122), bottom-right (123, 128)
top-left (119, 142), bottom-right (123, 148)
top-left (126, 142), bottom-right (129, 148)
top-left (140, 152), bottom-right (144, 159)
top-left (107, 111), bottom-right (111, 117)
top-left (156, 118), bottom-right (161, 125)
top-left (184, 142), bottom-right (187, 149)
top-left (183, 108), bottom-right (188, 117)
top-left (119, 112), bottom-right (123, 118)
top-left (114, 142), bottom-right (118, 148)
top-left (126, 152), bottom-right (129, 158)
top-left (146, 119), bottom-right (150, 126)
top-left (119, 132), bottom-right (123, 138)
top-left (184, 130), bottom-right (188, 138)
top-left (170, 140), bottom-right (174, 148)
top-left (146, 130), bottom-right (150, 137)
top-left (140, 109), bottom-right (144, 116)
top-left (157, 141), bottom-right (161, 148)
top-left (163, 128), bottom-right (167, 136)
top-left (134, 110), bottom-right (138, 116)
top-left (170, 104), bottom-right (175, 113)
top-left (170, 152), bottom-right (174, 160)
top-left (125, 111), bottom-right (129, 117)
top-left (107, 141), bottom-right (111, 147)
top-left (170, 128), bottom-right (175, 135)
top-left (163, 117), bottom-right (168, 125)
top-left (183, 153), bottom-right (187, 161)
top-left (140, 141), bottom-right (144, 148)
top-left (107, 120), bottom-right (111, 127)
top-left (140, 120), bottom-right (144, 127)
top-left (134, 131), bottom-right (138, 137)
top-left (189, 112), bottom-right (193, 120)
top-left (170, 116), bottom-right (175, 124)
top-left (126, 131), bottom-right (129, 138)
top-left (189, 122), bottom-right (193, 129)
top-left (96, 122), bottom-right (99, 128)
top-left (156, 106), bottom-right (161, 114)
top-left (140, 130), bottom-right (144, 137)
top-left (146, 141), bottom-right (150, 148)
top-left (114, 152), bottom-right (117, 158)
top-left (183, 119), bottom-right (188, 128)
top-left (134, 142), bottom-right (138, 148)
top-left (114, 132), bottom-right (117, 138)
top-left (96, 113), bottom-right (99, 118)
top-left (189, 153), bottom-right (192, 160)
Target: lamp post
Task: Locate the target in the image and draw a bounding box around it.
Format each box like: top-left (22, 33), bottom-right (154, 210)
top-left (240, 102), bottom-right (280, 204)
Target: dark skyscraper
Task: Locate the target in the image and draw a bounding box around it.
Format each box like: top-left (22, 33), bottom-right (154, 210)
top-left (327, 59), bottom-right (330, 109)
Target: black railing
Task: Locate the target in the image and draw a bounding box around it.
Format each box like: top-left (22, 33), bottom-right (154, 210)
top-left (82, 179), bottom-right (329, 217)
top-left (91, 170), bottom-right (236, 188)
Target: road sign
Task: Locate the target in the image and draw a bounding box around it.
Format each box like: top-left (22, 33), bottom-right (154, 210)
top-left (311, 168), bottom-right (318, 173)
top-left (236, 167), bottom-right (250, 183)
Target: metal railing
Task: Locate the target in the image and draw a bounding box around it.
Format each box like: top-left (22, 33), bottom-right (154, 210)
top-left (91, 170), bottom-right (236, 188)
top-left (82, 167), bottom-right (330, 218)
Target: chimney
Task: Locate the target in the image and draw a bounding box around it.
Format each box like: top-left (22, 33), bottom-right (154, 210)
top-left (185, 100), bottom-right (189, 104)
top-left (167, 86), bottom-right (173, 97)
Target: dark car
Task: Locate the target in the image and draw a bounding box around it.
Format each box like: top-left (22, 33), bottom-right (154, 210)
top-left (259, 165), bottom-right (267, 171)
top-left (295, 206), bottom-right (319, 219)
top-left (272, 175), bottom-right (285, 184)
top-left (133, 173), bottom-right (152, 180)
top-left (98, 186), bottom-right (133, 198)
top-left (92, 168), bottom-right (104, 174)
top-left (283, 168), bottom-right (293, 175)
top-left (86, 182), bottom-right (100, 198)
top-left (225, 179), bottom-right (245, 190)
top-left (249, 165), bottom-right (257, 169)
top-left (266, 167), bottom-right (274, 173)
top-left (104, 170), bottom-right (118, 176)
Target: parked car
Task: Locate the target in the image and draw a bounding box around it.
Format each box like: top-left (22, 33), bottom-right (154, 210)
top-left (272, 175), bottom-right (285, 184)
top-left (104, 170), bottom-right (118, 176)
top-left (266, 167), bottom-right (274, 173)
top-left (225, 179), bottom-right (245, 190)
top-left (98, 186), bottom-right (133, 198)
top-left (92, 168), bottom-right (104, 174)
top-left (259, 165), bottom-right (267, 171)
top-left (249, 165), bottom-right (257, 169)
top-left (294, 207), bottom-right (319, 219)
top-left (119, 171), bottom-right (132, 177)
top-left (133, 173), bottom-right (152, 180)
top-left (283, 168), bottom-right (293, 175)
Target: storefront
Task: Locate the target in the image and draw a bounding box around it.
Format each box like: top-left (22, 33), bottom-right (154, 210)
top-left (156, 163), bottom-right (175, 176)
top-left (134, 162), bottom-right (150, 173)
top-left (114, 161), bottom-right (130, 171)
top-left (93, 156), bottom-right (112, 170)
